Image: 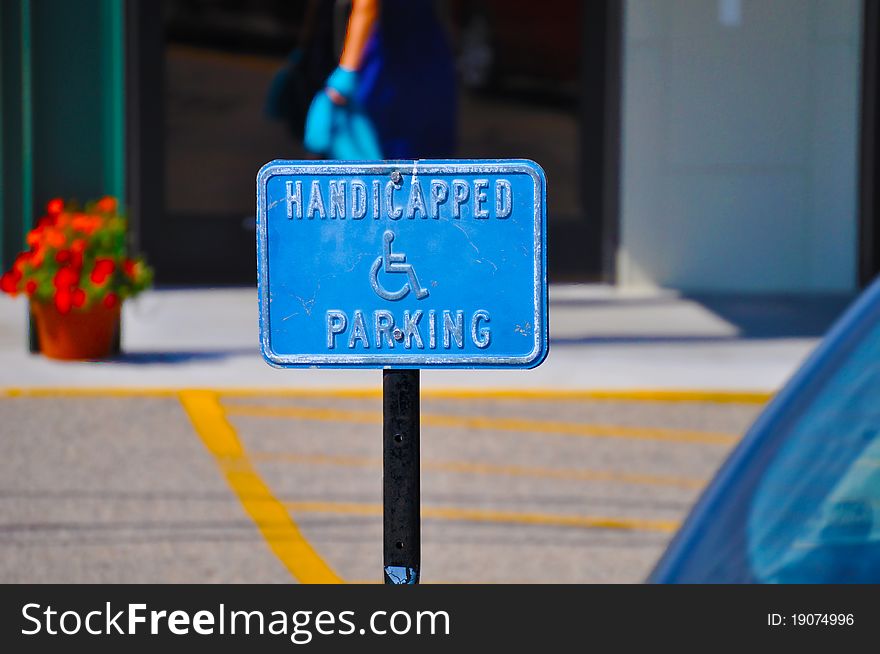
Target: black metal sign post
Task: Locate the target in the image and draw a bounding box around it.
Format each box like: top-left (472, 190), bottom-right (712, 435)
top-left (382, 369), bottom-right (420, 584)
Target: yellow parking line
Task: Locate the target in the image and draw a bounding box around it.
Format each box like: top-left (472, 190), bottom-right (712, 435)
top-left (219, 387), bottom-right (772, 404)
top-left (414, 388), bottom-right (770, 404)
top-left (178, 390), bottom-right (342, 584)
top-left (221, 388), bottom-right (383, 400)
top-left (284, 500), bottom-right (679, 534)
top-left (224, 403), bottom-right (738, 446)
top-left (0, 386), bottom-right (772, 404)
top-left (425, 412), bottom-right (737, 445)
top-left (248, 451), bottom-right (706, 490)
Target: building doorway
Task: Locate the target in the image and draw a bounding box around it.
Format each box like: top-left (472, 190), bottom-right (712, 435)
top-left (861, 0), bottom-right (880, 286)
top-left (127, 0), bottom-right (620, 284)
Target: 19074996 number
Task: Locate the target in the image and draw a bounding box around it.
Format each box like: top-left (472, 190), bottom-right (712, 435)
top-left (768, 613), bottom-right (854, 626)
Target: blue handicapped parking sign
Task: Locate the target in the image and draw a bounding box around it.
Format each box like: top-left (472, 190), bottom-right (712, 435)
top-left (256, 160), bottom-right (548, 369)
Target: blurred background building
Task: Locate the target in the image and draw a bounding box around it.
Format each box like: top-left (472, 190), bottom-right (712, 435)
top-left (1, 0), bottom-right (878, 292)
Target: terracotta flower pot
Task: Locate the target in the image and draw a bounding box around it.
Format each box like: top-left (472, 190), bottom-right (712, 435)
top-left (31, 300), bottom-right (121, 360)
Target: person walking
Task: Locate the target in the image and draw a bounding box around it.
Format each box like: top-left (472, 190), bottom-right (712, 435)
top-left (304, 0), bottom-right (457, 160)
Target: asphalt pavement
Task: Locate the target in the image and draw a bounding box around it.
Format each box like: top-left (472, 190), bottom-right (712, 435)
top-left (0, 285), bottom-right (849, 583)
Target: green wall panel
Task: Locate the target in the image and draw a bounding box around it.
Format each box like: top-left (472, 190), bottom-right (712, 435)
top-left (1, 0), bottom-right (125, 270)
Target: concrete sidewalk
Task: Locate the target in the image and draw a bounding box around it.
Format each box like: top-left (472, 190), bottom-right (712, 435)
top-left (0, 285), bottom-right (852, 391)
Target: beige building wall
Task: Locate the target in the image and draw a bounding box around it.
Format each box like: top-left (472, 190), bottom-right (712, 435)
top-left (619, 0), bottom-right (862, 292)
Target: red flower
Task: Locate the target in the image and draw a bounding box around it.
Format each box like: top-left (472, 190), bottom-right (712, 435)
top-left (45, 228), bottom-right (66, 248)
top-left (54, 267), bottom-right (79, 289)
top-left (47, 198), bottom-right (64, 215)
top-left (1, 271), bottom-right (19, 294)
top-left (13, 252), bottom-right (31, 272)
top-left (73, 215), bottom-right (103, 235)
top-left (5, 195), bottom-right (150, 312)
top-left (26, 228), bottom-right (43, 247)
top-left (90, 258), bottom-right (115, 285)
top-left (54, 288), bottom-right (72, 314)
top-left (96, 196), bottom-right (117, 213)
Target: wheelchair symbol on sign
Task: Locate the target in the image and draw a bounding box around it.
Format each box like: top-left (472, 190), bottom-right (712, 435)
top-left (369, 230), bottom-right (430, 301)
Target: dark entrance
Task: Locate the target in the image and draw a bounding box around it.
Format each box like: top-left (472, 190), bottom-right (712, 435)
top-left (127, 0), bottom-right (312, 285)
top-left (454, 1), bottom-right (621, 282)
top-left (127, 0), bottom-right (622, 285)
